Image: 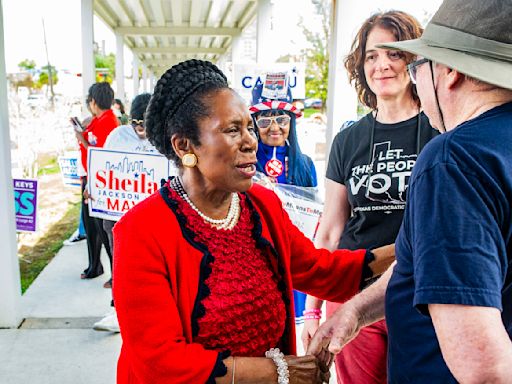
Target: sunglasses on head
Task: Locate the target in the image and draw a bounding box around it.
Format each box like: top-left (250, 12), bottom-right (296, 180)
top-left (255, 114), bottom-right (291, 129)
top-left (129, 118), bottom-right (144, 126)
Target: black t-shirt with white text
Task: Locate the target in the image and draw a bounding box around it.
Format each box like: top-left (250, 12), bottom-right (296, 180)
top-left (326, 112), bottom-right (438, 250)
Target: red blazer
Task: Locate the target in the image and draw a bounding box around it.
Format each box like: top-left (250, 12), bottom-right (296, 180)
top-left (113, 183), bottom-right (367, 384)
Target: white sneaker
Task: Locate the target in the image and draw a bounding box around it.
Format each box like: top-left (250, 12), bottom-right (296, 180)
top-left (93, 309), bottom-right (120, 332)
top-left (63, 230), bottom-right (87, 246)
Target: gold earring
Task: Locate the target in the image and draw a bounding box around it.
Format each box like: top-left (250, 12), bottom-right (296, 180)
top-left (182, 153), bottom-right (198, 168)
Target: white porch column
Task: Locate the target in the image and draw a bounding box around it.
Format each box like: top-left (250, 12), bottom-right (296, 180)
top-left (325, 0), bottom-right (359, 155)
top-left (81, 0), bottom-right (95, 109)
top-left (216, 54), bottom-right (228, 80)
top-left (150, 73), bottom-right (156, 92)
top-left (229, 35), bottom-right (244, 85)
top-left (256, 0), bottom-right (274, 63)
top-left (0, 0), bottom-right (22, 328)
top-left (142, 65), bottom-right (148, 92)
top-left (115, 32), bottom-right (125, 102)
top-left (132, 55), bottom-right (140, 96)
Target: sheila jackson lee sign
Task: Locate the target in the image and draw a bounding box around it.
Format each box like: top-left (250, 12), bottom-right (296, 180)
top-left (87, 148), bottom-right (173, 221)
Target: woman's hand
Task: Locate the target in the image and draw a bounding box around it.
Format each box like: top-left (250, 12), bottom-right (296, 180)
top-left (217, 355), bottom-right (331, 384)
top-left (301, 318), bottom-right (320, 352)
top-left (285, 354), bottom-right (331, 384)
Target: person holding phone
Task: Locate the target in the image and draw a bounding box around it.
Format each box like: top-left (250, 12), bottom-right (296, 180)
top-left (92, 93), bottom-right (156, 333)
top-left (75, 82), bottom-right (118, 281)
top-left (70, 117), bottom-right (83, 132)
top-left (63, 112), bottom-right (91, 246)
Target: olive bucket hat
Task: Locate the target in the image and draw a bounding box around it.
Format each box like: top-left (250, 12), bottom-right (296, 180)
top-left (378, 0), bottom-right (512, 90)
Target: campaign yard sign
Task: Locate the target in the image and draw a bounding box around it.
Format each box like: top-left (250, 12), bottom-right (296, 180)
top-left (273, 184), bottom-right (323, 241)
top-left (87, 148), bottom-right (172, 221)
top-left (13, 178), bottom-right (38, 232)
top-left (58, 151), bottom-right (81, 186)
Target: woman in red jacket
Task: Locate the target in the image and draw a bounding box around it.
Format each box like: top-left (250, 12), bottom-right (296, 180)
top-left (113, 59), bottom-right (394, 384)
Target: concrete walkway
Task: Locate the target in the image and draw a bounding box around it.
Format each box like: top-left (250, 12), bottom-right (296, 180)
top-left (0, 241), bottom-right (121, 384)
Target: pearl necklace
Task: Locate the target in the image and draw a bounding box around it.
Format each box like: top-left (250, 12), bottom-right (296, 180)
top-left (171, 177), bottom-right (240, 230)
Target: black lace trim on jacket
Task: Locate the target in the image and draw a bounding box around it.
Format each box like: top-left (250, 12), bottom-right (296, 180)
top-left (159, 180), bottom-right (292, 379)
top-left (360, 249), bottom-right (376, 290)
top-left (205, 350), bottom-right (230, 384)
top-left (160, 180), bottom-right (230, 382)
top-left (159, 179), bottom-right (212, 337)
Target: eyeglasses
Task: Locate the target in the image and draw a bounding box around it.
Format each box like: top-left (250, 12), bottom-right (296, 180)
top-left (129, 118), bottom-right (144, 127)
top-left (255, 115), bottom-right (291, 129)
top-left (407, 58), bottom-right (430, 84)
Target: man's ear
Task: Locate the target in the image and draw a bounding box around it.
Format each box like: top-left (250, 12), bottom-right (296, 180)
top-left (445, 66), bottom-right (464, 90)
top-left (171, 134), bottom-right (194, 160)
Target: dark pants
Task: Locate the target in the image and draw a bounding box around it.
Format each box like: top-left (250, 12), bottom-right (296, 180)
top-left (103, 219), bottom-right (116, 307)
top-left (81, 177), bottom-right (112, 278)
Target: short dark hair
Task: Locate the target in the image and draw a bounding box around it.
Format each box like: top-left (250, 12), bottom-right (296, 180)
top-left (130, 93), bottom-right (152, 121)
top-left (145, 59), bottom-right (229, 165)
top-left (344, 11), bottom-right (423, 109)
top-left (88, 82), bottom-right (114, 110)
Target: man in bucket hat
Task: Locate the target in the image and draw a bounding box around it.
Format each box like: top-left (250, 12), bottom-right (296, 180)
top-left (308, 0), bottom-right (512, 382)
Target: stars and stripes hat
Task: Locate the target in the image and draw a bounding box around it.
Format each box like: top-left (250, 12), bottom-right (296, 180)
top-left (249, 72), bottom-right (302, 118)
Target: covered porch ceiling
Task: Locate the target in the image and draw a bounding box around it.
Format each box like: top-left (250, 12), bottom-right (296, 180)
top-left (94, 0), bottom-right (258, 77)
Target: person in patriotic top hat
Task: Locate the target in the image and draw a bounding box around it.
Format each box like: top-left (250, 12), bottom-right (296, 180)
top-left (250, 73), bottom-right (318, 352)
top-left (250, 73), bottom-right (317, 188)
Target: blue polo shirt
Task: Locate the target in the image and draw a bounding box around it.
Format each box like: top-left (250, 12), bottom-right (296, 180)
top-left (386, 102), bottom-right (512, 383)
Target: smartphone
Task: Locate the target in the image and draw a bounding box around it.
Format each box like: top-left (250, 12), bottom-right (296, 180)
top-left (70, 116), bottom-right (83, 132)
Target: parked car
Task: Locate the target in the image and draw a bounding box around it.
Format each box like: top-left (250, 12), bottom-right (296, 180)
top-left (26, 94), bottom-right (46, 108)
top-left (304, 98), bottom-right (323, 109)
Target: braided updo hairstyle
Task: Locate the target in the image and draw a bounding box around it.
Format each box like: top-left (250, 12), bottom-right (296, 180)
top-left (145, 59), bottom-right (229, 165)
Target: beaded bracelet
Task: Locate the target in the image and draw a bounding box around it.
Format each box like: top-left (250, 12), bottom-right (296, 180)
top-left (303, 308), bottom-right (322, 316)
top-left (303, 314), bottom-right (321, 320)
top-left (231, 357), bottom-right (236, 384)
top-left (265, 348), bottom-right (290, 384)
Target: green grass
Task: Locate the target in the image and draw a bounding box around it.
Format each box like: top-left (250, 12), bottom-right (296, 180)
top-left (303, 108), bottom-right (324, 118)
top-left (18, 202), bottom-right (80, 293)
top-left (37, 156), bottom-right (60, 176)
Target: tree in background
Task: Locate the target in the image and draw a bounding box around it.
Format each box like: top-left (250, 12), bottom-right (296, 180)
top-left (95, 53), bottom-right (115, 83)
top-left (18, 59), bottom-right (36, 72)
top-left (301, 0), bottom-right (331, 113)
top-left (10, 59), bottom-right (37, 92)
top-left (36, 65), bottom-right (58, 90)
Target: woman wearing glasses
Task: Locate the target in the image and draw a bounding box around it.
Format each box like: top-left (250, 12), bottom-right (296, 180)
top-left (250, 78), bottom-right (318, 354)
top-left (302, 11), bottom-right (438, 384)
top-left (250, 78), bottom-right (317, 188)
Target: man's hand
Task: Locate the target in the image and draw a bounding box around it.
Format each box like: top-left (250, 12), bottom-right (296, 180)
top-left (307, 263), bottom-right (395, 363)
top-left (306, 301), bottom-right (363, 362)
